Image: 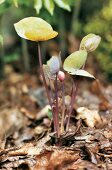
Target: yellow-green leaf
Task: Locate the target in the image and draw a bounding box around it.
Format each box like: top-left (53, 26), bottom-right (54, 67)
top-left (68, 69), bottom-right (95, 79)
top-left (13, 0), bottom-right (18, 7)
top-left (14, 17), bottom-right (58, 41)
top-left (0, 0), bottom-right (5, 4)
top-left (63, 50), bottom-right (87, 72)
top-left (34, 0), bottom-right (42, 14)
top-left (80, 34), bottom-right (101, 52)
top-left (44, 0), bottom-right (54, 15)
top-left (0, 34), bottom-right (3, 46)
top-left (54, 0), bottom-right (71, 11)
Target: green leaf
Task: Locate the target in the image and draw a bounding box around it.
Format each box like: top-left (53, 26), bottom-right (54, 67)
top-left (54, 0), bottom-right (71, 11)
top-left (34, 0), bottom-right (42, 14)
top-left (80, 34), bottom-right (101, 52)
top-left (13, 0), bottom-right (18, 7)
top-left (80, 34), bottom-right (95, 50)
top-left (0, 0), bottom-right (5, 4)
top-left (63, 50), bottom-right (87, 72)
top-left (44, 0), bottom-right (54, 15)
top-left (4, 53), bottom-right (19, 63)
top-left (68, 69), bottom-right (95, 79)
top-left (0, 34), bottom-right (3, 46)
top-left (47, 108), bottom-right (52, 119)
top-left (0, 1), bottom-right (11, 15)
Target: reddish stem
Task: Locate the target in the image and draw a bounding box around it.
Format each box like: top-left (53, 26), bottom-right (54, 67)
top-left (61, 81), bottom-right (65, 133)
top-left (38, 43), bottom-right (57, 132)
top-left (54, 74), bottom-right (60, 138)
top-left (38, 42), bottom-right (52, 108)
top-left (66, 80), bottom-right (78, 131)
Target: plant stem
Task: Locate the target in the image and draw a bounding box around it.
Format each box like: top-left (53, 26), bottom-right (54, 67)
top-left (38, 42), bottom-right (52, 108)
top-left (49, 78), bottom-right (57, 134)
top-left (38, 42), bottom-right (58, 135)
top-left (61, 81), bottom-right (65, 133)
top-left (54, 74), bottom-right (60, 138)
top-left (66, 80), bottom-right (78, 131)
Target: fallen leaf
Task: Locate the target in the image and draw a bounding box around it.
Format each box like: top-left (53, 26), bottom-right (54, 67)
top-left (35, 149), bottom-right (80, 170)
top-left (36, 105), bottom-right (51, 120)
top-left (0, 109), bottom-right (25, 139)
top-left (9, 134), bottom-right (51, 156)
top-left (72, 160), bottom-right (100, 170)
top-left (91, 80), bottom-right (112, 110)
top-left (76, 107), bottom-right (102, 128)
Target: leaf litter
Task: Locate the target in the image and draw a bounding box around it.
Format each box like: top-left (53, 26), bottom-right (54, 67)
top-left (0, 68), bottom-right (111, 170)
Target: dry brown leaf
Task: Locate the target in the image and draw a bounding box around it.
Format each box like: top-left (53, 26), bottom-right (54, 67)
top-left (20, 107), bottom-right (36, 119)
top-left (8, 73), bottom-right (23, 84)
top-left (9, 134), bottom-right (51, 156)
top-left (34, 149), bottom-right (80, 170)
top-left (91, 80), bottom-right (112, 110)
top-left (72, 160), bottom-right (100, 170)
top-left (36, 105), bottom-right (51, 120)
top-left (76, 107), bottom-right (102, 128)
top-left (0, 109), bottom-right (25, 139)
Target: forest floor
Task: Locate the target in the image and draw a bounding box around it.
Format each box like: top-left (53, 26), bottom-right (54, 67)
top-left (0, 65), bottom-right (112, 170)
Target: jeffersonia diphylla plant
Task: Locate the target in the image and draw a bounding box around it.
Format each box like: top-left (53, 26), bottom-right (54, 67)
top-left (14, 17), bottom-right (101, 139)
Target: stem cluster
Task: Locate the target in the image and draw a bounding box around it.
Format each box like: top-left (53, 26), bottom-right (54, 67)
top-left (38, 42), bottom-right (78, 139)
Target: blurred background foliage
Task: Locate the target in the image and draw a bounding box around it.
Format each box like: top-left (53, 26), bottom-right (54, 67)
top-left (0, 0), bottom-right (112, 81)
